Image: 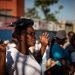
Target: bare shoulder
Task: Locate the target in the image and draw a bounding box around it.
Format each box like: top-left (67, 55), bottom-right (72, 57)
top-left (0, 44), bottom-right (6, 52)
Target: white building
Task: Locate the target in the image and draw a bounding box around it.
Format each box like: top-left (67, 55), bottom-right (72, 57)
top-left (33, 19), bottom-right (66, 31)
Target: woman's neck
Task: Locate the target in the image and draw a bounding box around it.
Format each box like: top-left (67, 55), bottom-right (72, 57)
top-left (18, 41), bottom-right (29, 55)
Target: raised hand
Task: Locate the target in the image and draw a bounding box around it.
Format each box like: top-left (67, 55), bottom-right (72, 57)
top-left (40, 32), bottom-right (49, 55)
top-left (40, 32), bottom-right (49, 47)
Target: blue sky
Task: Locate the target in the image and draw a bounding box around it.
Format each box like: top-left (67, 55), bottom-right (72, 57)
top-left (24, 0), bottom-right (75, 22)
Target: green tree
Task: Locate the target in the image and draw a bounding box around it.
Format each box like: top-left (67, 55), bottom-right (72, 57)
top-left (34, 0), bottom-right (59, 21)
top-left (25, 8), bottom-right (40, 19)
top-left (59, 5), bottom-right (63, 10)
top-left (34, 0), bottom-right (63, 21)
top-left (25, 0), bottom-right (63, 22)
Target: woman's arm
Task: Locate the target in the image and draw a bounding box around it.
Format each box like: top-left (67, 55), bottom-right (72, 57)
top-left (0, 45), bottom-right (6, 75)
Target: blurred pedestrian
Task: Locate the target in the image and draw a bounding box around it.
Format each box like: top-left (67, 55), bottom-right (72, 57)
top-left (66, 33), bottom-right (75, 75)
top-left (45, 30), bottom-right (70, 75)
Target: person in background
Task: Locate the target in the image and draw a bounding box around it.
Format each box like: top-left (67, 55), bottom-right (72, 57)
top-left (0, 39), bottom-right (3, 44)
top-left (46, 30), bottom-right (70, 75)
top-left (65, 31), bottom-right (74, 54)
top-left (68, 31), bottom-right (74, 42)
top-left (65, 33), bottom-right (75, 75)
top-left (64, 31), bottom-right (74, 49)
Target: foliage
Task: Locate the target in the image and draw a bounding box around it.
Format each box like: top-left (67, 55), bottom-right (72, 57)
top-left (25, 8), bottom-right (40, 19)
top-left (34, 0), bottom-right (63, 21)
top-left (25, 0), bottom-right (63, 22)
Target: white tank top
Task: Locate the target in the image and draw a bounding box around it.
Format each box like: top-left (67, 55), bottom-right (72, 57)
top-left (6, 48), bottom-right (41, 75)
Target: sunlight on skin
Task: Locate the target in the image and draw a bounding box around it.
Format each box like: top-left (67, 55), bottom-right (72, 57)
top-left (46, 58), bottom-right (58, 70)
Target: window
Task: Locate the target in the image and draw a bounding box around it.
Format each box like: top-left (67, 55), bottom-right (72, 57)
top-left (0, 9), bottom-right (12, 15)
top-left (0, 9), bottom-right (12, 21)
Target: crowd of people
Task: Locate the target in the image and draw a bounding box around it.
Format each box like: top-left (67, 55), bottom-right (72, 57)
top-left (0, 18), bottom-right (75, 75)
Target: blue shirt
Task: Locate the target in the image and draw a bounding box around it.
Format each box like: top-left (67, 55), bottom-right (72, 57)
top-left (51, 43), bottom-right (65, 66)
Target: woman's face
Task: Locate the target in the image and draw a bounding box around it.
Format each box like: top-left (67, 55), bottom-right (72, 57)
top-left (24, 26), bottom-right (36, 47)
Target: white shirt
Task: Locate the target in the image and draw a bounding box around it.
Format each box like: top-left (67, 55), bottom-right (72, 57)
top-left (41, 45), bottom-right (50, 75)
top-left (6, 47), bottom-right (41, 75)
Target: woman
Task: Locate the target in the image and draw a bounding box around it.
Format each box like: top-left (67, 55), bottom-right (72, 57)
top-left (6, 18), bottom-right (49, 75)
